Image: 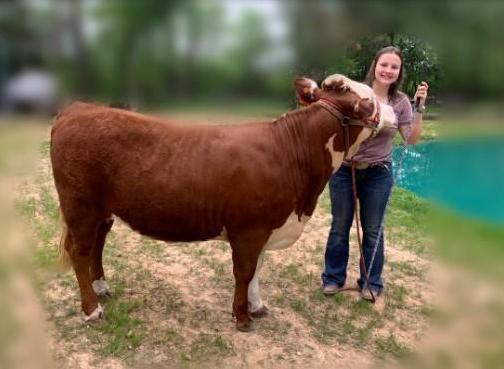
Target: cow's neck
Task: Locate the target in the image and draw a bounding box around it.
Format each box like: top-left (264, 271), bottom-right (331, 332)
top-left (271, 105), bottom-right (347, 217)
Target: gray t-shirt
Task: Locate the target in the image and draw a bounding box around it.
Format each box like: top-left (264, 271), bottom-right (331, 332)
top-left (349, 91), bottom-right (414, 164)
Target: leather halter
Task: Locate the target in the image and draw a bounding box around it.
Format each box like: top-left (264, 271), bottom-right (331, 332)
top-left (317, 98), bottom-right (381, 157)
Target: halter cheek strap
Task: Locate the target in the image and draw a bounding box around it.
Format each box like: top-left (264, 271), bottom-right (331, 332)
top-left (317, 98), bottom-right (381, 144)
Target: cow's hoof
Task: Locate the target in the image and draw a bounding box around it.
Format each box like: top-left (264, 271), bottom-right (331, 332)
top-left (84, 303), bottom-right (104, 322)
top-left (92, 278), bottom-right (111, 298)
top-left (250, 305), bottom-right (269, 318)
top-left (236, 320), bottom-right (254, 332)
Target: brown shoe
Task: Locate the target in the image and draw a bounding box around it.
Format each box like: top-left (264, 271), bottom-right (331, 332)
top-left (322, 284), bottom-right (341, 295)
top-left (361, 288), bottom-right (380, 302)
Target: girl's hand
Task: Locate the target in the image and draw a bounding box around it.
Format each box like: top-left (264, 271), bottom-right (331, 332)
top-left (414, 81), bottom-right (429, 107)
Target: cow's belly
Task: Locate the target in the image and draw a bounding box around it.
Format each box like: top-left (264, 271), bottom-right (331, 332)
top-left (115, 208), bottom-right (223, 243)
top-left (263, 212), bottom-right (310, 251)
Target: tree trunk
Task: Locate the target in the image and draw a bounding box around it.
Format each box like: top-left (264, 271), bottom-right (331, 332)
top-left (68, 0), bottom-right (93, 96)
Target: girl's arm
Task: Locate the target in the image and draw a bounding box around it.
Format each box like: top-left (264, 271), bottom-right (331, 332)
top-left (399, 82), bottom-right (429, 144)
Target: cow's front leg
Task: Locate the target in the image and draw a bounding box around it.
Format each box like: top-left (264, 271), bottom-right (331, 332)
top-left (248, 251), bottom-right (269, 318)
top-left (230, 232), bottom-right (268, 332)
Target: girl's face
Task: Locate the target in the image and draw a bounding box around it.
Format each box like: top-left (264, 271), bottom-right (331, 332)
top-left (374, 52), bottom-right (402, 86)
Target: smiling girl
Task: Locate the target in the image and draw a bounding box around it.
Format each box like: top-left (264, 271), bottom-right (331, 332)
top-left (321, 46), bottom-right (429, 300)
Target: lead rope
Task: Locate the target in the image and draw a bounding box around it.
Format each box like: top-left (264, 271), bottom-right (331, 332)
top-left (351, 160), bottom-right (376, 302)
top-left (354, 100), bottom-right (417, 303)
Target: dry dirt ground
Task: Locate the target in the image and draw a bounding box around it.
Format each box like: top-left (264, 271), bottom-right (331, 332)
top-left (6, 115), bottom-right (502, 369)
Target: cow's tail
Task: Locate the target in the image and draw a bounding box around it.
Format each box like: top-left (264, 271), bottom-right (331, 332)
top-left (57, 208), bottom-right (72, 270)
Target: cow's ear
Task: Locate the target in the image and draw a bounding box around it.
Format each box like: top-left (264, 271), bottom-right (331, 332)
top-left (294, 78), bottom-right (321, 106)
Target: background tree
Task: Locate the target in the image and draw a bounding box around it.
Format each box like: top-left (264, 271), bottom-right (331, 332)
top-left (284, 0), bottom-right (353, 81)
top-left (92, 0), bottom-right (182, 101)
top-left (6, 0), bottom-right (504, 106)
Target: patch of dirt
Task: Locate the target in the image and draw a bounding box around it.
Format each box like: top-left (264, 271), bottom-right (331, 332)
top-left (33, 203), bottom-right (431, 369)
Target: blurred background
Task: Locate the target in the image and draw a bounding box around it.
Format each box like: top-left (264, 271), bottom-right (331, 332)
top-left (1, 1), bottom-right (503, 368)
top-left (0, 0), bottom-right (448, 111)
top-left (1, 0), bottom-right (503, 109)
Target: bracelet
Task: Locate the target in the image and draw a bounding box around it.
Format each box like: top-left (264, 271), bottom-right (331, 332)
top-left (416, 105), bottom-right (426, 113)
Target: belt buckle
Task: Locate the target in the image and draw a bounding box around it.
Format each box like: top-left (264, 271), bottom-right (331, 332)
top-left (354, 162), bottom-right (369, 170)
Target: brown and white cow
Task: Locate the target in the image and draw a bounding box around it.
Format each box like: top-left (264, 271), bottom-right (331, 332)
top-left (50, 74), bottom-right (395, 331)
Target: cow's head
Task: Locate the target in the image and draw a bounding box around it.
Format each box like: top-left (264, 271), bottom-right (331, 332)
top-left (294, 74), bottom-right (396, 133)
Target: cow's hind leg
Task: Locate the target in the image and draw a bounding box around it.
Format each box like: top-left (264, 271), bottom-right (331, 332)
top-left (248, 251), bottom-right (269, 318)
top-left (63, 205), bottom-right (103, 321)
top-left (229, 232), bottom-right (269, 332)
top-left (90, 217), bottom-right (114, 298)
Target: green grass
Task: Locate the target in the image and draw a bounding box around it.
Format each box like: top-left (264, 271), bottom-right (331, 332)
top-left (160, 287), bottom-right (185, 316)
top-left (389, 261), bottom-right (423, 278)
top-left (14, 195), bottom-right (37, 219)
top-left (279, 263), bottom-right (314, 287)
top-left (375, 334), bottom-right (411, 358)
top-left (39, 185), bottom-right (59, 220)
top-left (88, 283), bottom-right (144, 357)
top-left (386, 188), bottom-right (432, 256)
top-left (182, 333), bottom-right (235, 362)
top-left (430, 208), bottom-right (504, 280)
top-left (318, 186), bottom-right (331, 214)
top-left (384, 284), bottom-right (408, 311)
top-left (39, 139), bottom-right (51, 156)
top-left (151, 327), bottom-right (181, 346)
top-left (140, 236), bottom-right (166, 257)
top-left (278, 269), bottom-right (410, 351)
top-left (290, 298), bottom-right (307, 313)
top-left (436, 114), bottom-right (504, 138)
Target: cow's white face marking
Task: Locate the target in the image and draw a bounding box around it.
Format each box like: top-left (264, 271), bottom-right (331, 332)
top-left (306, 79), bottom-right (318, 97)
top-left (263, 212), bottom-right (310, 251)
top-left (323, 74), bottom-right (397, 134)
top-left (325, 134), bottom-right (345, 173)
top-left (323, 74), bottom-right (374, 101)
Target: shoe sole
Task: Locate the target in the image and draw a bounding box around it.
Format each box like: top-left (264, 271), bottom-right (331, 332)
top-left (323, 290), bottom-right (339, 295)
top-left (322, 287), bottom-right (341, 295)
top-left (361, 291), bottom-right (380, 301)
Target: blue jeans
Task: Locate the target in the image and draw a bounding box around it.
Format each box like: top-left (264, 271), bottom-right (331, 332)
top-left (321, 163), bottom-right (393, 293)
